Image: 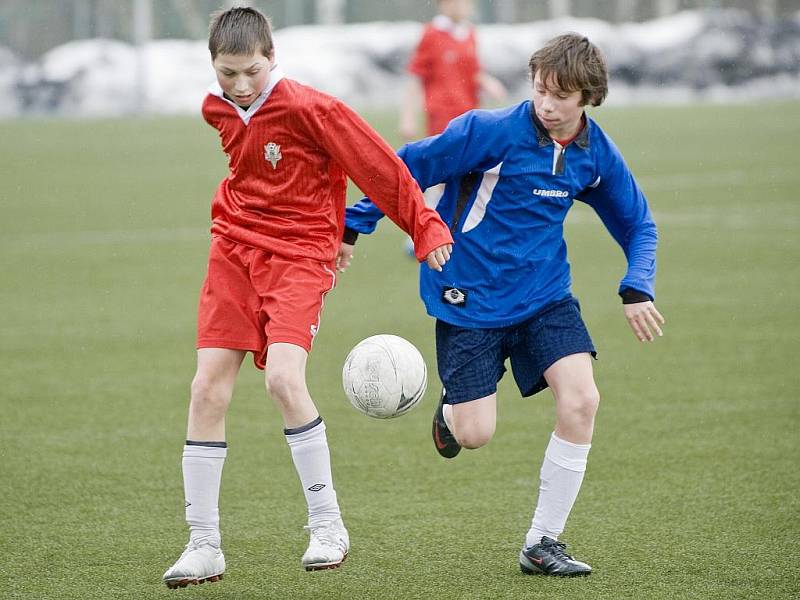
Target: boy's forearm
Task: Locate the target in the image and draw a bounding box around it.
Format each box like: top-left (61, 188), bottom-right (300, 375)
top-left (321, 102), bottom-right (452, 256)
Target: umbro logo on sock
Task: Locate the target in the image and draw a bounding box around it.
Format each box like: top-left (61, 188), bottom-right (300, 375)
top-left (307, 483), bottom-right (326, 492)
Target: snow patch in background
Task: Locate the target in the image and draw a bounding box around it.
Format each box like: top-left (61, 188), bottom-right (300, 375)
top-left (2, 9), bottom-right (799, 119)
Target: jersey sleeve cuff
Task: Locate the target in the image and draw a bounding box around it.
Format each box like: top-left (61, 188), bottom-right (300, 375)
top-left (342, 227), bottom-right (359, 245)
top-left (619, 288), bottom-right (653, 304)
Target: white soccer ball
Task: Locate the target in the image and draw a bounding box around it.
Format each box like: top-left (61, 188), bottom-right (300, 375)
top-left (342, 334), bottom-right (428, 419)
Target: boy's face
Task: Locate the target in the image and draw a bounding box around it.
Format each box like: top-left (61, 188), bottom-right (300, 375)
top-left (532, 71), bottom-right (585, 140)
top-left (213, 48), bottom-right (274, 108)
top-left (438, 0), bottom-right (474, 22)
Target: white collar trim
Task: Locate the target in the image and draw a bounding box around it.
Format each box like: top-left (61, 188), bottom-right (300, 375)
top-left (432, 14), bottom-right (471, 41)
top-left (208, 65), bottom-right (285, 125)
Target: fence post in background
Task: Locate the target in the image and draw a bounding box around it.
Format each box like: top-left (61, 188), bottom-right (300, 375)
top-left (73, 0), bottom-right (92, 40)
top-left (493, 0), bottom-right (517, 23)
top-left (756, 0), bottom-right (777, 19)
top-left (656, 0), bottom-right (680, 17)
top-left (548, 0), bottom-right (571, 19)
top-left (316, 0), bottom-right (346, 25)
top-left (615, 0), bottom-right (637, 22)
top-left (133, 0), bottom-right (152, 114)
top-left (286, 0), bottom-right (305, 26)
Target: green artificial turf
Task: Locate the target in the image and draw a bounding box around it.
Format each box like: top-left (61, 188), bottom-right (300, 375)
top-left (1, 102), bottom-right (798, 599)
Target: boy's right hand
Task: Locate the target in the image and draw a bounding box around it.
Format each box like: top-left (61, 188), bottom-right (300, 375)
top-left (336, 242), bottom-right (354, 272)
top-left (425, 244), bottom-right (452, 272)
top-left (399, 116), bottom-right (418, 142)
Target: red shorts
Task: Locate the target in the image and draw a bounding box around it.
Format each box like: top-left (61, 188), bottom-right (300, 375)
top-left (197, 236), bottom-right (337, 369)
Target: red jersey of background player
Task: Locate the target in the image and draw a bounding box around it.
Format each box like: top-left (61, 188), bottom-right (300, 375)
top-left (407, 15), bottom-right (480, 136)
top-left (201, 67), bottom-right (451, 263)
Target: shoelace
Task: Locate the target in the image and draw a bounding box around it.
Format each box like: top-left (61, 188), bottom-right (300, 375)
top-left (544, 540), bottom-right (574, 561)
top-left (182, 538), bottom-right (220, 556)
top-left (305, 523), bottom-right (344, 548)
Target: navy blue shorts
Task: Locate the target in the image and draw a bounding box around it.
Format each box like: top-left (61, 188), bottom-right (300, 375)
top-left (435, 297), bottom-right (596, 404)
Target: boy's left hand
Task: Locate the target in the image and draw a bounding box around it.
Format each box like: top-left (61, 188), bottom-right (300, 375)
top-left (336, 242), bottom-right (354, 272)
top-left (425, 244), bottom-right (452, 272)
top-left (623, 301), bottom-right (665, 342)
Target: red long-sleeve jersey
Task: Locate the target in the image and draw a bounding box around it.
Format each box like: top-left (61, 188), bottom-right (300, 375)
top-left (201, 70), bottom-right (452, 263)
top-left (408, 18), bottom-right (481, 136)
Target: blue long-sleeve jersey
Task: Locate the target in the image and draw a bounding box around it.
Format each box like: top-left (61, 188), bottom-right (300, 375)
top-left (346, 101), bottom-right (657, 329)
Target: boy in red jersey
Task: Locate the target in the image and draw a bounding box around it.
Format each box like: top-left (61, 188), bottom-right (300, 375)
top-left (162, 7), bottom-right (453, 588)
top-left (399, 0), bottom-right (506, 141)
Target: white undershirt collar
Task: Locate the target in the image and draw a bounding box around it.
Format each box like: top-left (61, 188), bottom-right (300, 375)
top-left (432, 14), bottom-right (471, 41)
top-left (208, 64), bottom-right (285, 125)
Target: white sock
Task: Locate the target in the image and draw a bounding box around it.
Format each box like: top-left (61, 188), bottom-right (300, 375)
top-left (442, 403), bottom-right (455, 431)
top-left (182, 441), bottom-right (227, 547)
top-left (525, 432), bottom-right (591, 548)
top-left (284, 417), bottom-right (341, 526)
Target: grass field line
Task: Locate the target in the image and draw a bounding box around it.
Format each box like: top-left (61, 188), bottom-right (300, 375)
top-left (1, 226), bottom-right (210, 247)
top-left (638, 165), bottom-right (799, 191)
top-left (567, 206), bottom-right (799, 229)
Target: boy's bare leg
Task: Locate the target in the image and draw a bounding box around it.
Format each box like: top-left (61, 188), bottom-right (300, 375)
top-left (265, 342), bottom-right (318, 428)
top-left (188, 348), bottom-right (247, 440)
top-left (164, 348), bottom-right (245, 587)
top-left (265, 343), bottom-right (348, 570)
top-left (447, 394), bottom-right (497, 449)
top-left (548, 353), bottom-right (599, 445)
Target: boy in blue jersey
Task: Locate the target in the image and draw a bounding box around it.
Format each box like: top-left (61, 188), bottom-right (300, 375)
top-left (340, 33), bottom-right (664, 576)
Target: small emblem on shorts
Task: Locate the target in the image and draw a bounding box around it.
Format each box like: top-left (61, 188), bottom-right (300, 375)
top-left (310, 324), bottom-right (319, 337)
top-left (264, 142), bottom-right (282, 169)
top-left (442, 287), bottom-right (468, 307)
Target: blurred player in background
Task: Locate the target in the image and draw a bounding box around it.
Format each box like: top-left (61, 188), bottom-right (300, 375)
top-left (399, 0), bottom-right (506, 255)
top-left (399, 0), bottom-right (506, 141)
top-left (342, 33), bottom-right (664, 577)
top-left (162, 6), bottom-right (452, 589)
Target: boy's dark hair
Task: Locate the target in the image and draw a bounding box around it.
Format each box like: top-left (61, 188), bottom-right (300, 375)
top-left (528, 33), bottom-right (608, 107)
top-left (208, 7), bottom-right (273, 60)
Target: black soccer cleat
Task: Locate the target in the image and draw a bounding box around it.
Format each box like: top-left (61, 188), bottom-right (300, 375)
top-left (432, 390), bottom-right (461, 458)
top-left (519, 536), bottom-right (592, 577)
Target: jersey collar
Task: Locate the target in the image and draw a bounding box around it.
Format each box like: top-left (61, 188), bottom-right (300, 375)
top-left (432, 14), bottom-right (471, 41)
top-left (208, 64), bottom-right (285, 125)
top-left (528, 102), bottom-right (590, 150)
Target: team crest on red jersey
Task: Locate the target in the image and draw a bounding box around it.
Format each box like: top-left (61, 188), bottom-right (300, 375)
top-left (264, 142), bottom-right (282, 169)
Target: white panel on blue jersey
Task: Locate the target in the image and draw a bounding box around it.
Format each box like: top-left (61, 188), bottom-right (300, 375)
top-left (462, 162), bottom-right (502, 233)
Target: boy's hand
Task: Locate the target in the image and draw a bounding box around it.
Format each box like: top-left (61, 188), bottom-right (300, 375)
top-left (399, 114), bottom-right (418, 142)
top-left (480, 73), bottom-right (508, 103)
top-left (336, 242), bottom-right (354, 272)
top-left (623, 301), bottom-right (665, 342)
top-left (425, 244), bottom-right (452, 272)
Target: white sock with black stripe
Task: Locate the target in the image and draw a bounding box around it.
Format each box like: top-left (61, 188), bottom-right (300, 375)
top-left (182, 441), bottom-right (227, 547)
top-left (285, 417), bottom-right (341, 526)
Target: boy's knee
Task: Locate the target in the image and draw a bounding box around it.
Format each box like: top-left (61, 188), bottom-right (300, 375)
top-left (455, 423), bottom-right (495, 449)
top-left (265, 367), bottom-right (302, 402)
top-left (190, 374), bottom-right (231, 413)
top-left (564, 385), bottom-right (600, 421)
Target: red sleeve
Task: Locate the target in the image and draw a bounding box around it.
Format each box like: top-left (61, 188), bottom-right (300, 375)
top-left (407, 27), bottom-right (434, 79)
top-left (310, 99), bottom-right (453, 260)
top-left (201, 94), bottom-right (219, 129)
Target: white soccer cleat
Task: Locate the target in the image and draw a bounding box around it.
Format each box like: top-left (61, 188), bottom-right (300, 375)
top-left (162, 542), bottom-right (225, 588)
top-left (301, 518), bottom-right (350, 571)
